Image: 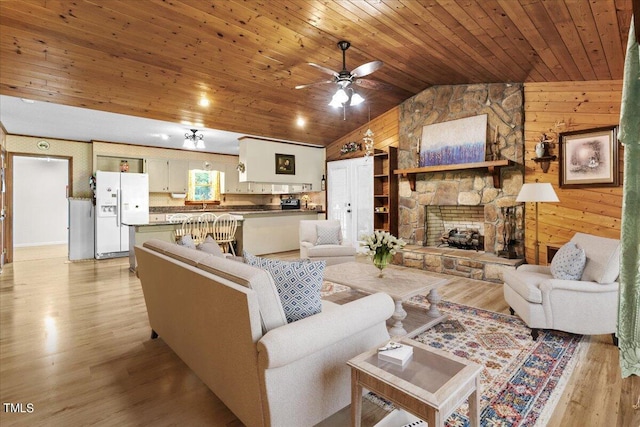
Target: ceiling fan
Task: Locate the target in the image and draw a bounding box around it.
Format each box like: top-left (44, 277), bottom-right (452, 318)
top-left (295, 41), bottom-right (389, 108)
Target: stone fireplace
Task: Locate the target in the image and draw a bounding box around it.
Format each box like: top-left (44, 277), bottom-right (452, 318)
top-left (392, 83), bottom-right (526, 281)
top-left (397, 83), bottom-right (525, 254)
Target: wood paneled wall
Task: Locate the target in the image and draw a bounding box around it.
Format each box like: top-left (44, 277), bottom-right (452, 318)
top-left (523, 80), bottom-right (624, 264)
top-left (326, 107), bottom-right (399, 162)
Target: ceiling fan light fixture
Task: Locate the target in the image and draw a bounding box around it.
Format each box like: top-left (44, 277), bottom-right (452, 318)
top-left (350, 92), bottom-right (365, 106)
top-left (329, 89), bottom-right (349, 108)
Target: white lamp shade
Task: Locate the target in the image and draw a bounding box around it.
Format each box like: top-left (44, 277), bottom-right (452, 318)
top-left (350, 92), bottom-right (365, 106)
top-left (516, 182), bottom-right (559, 202)
top-left (328, 89), bottom-right (348, 107)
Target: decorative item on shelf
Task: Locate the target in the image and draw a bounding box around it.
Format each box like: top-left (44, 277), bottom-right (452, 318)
top-left (361, 230), bottom-right (406, 278)
top-left (119, 160), bottom-right (129, 172)
top-left (301, 194), bottom-right (310, 209)
top-left (490, 125), bottom-right (500, 161)
top-left (532, 134), bottom-right (557, 173)
top-left (340, 141), bottom-right (362, 154)
top-left (363, 107), bottom-right (374, 157)
top-left (236, 162), bottom-right (245, 173)
top-left (320, 174), bottom-right (326, 191)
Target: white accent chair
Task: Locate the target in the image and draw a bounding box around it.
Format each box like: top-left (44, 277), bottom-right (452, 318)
top-left (503, 232), bottom-right (621, 343)
top-left (299, 220), bottom-right (357, 266)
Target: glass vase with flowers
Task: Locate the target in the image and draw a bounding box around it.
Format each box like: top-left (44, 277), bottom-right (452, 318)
top-left (361, 230), bottom-right (406, 278)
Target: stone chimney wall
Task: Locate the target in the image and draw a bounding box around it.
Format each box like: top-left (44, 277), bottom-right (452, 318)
top-left (397, 83), bottom-right (525, 253)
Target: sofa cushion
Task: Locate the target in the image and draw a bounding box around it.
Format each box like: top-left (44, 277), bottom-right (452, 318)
top-left (316, 223), bottom-right (341, 245)
top-left (197, 235), bottom-right (225, 257)
top-left (306, 244), bottom-right (357, 257)
top-left (177, 234), bottom-right (196, 249)
top-left (196, 254), bottom-right (287, 333)
top-left (570, 233), bottom-right (621, 283)
top-left (244, 251), bottom-right (325, 323)
top-left (550, 242), bottom-right (586, 280)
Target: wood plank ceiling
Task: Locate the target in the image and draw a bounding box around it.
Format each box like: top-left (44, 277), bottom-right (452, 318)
top-left (0, 0), bottom-right (633, 147)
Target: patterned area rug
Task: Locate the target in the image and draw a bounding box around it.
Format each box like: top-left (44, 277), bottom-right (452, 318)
top-left (321, 283), bottom-right (586, 427)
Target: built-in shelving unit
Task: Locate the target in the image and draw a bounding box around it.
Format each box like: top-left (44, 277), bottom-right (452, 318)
top-left (394, 159), bottom-right (513, 190)
top-left (373, 147), bottom-right (398, 235)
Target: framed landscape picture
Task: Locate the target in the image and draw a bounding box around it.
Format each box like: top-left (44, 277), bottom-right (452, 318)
top-left (275, 153), bottom-right (295, 175)
top-left (558, 125), bottom-right (619, 188)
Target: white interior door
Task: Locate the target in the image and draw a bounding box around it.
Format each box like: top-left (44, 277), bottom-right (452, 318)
top-left (327, 157), bottom-right (373, 250)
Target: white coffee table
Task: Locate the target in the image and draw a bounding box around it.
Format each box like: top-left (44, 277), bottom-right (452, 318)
top-left (348, 340), bottom-right (482, 427)
top-left (324, 262), bottom-right (449, 337)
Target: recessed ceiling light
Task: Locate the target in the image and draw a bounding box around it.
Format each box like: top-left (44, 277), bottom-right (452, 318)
top-left (20, 98), bottom-right (35, 104)
top-left (296, 117), bottom-right (306, 127)
top-left (198, 96), bottom-right (210, 107)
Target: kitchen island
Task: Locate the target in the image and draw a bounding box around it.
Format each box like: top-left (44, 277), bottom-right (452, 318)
top-left (127, 209), bottom-right (320, 270)
top-left (126, 219), bottom-right (243, 271)
top-left (236, 210), bottom-right (318, 255)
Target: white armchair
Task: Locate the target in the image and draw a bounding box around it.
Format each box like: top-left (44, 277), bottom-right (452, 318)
top-left (503, 232), bottom-right (620, 343)
top-left (299, 220), bottom-right (357, 266)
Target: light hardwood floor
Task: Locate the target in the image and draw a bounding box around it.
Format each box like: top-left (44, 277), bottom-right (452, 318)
top-left (0, 248), bottom-right (638, 426)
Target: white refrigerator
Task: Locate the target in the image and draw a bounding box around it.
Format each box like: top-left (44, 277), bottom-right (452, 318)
top-left (95, 171), bottom-right (149, 259)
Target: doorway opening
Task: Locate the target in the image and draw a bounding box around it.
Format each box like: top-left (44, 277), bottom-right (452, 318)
top-left (10, 154), bottom-right (71, 262)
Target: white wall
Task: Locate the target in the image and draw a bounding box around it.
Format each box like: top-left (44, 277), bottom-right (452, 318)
top-left (14, 156), bottom-right (69, 247)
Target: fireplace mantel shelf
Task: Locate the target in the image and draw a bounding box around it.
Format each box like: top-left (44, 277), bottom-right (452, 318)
top-left (394, 159), bottom-right (514, 190)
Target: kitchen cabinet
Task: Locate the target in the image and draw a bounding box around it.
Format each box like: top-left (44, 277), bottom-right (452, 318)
top-left (168, 160), bottom-right (189, 193)
top-left (221, 163), bottom-right (247, 194)
top-left (145, 158), bottom-right (189, 193)
top-left (238, 138), bottom-right (324, 188)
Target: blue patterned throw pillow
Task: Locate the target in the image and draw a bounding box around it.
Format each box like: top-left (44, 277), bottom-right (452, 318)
top-left (244, 251), bottom-right (325, 323)
top-left (550, 242), bottom-right (586, 280)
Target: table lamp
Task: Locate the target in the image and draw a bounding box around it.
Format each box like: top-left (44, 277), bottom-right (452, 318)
top-left (516, 182), bottom-right (559, 264)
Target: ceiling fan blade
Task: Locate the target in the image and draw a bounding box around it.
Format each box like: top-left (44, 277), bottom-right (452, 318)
top-left (351, 60), bottom-right (384, 78)
top-left (354, 78), bottom-right (394, 91)
top-left (307, 63), bottom-right (339, 77)
top-left (295, 80), bottom-right (334, 90)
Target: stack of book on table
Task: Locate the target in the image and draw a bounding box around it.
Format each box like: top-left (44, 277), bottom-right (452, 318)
top-left (377, 342), bottom-right (413, 366)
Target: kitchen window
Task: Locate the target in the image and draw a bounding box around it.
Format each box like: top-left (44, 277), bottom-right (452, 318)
top-left (186, 170), bottom-right (221, 203)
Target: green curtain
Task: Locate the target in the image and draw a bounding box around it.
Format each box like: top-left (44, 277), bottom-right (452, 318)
top-left (618, 17), bottom-right (640, 378)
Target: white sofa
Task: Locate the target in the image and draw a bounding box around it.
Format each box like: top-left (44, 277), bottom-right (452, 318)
top-left (135, 239), bottom-right (394, 427)
top-left (503, 232), bottom-right (620, 342)
top-left (299, 219), bottom-right (357, 265)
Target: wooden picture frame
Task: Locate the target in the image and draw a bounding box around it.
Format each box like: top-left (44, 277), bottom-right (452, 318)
top-left (275, 153), bottom-right (295, 175)
top-left (558, 125), bottom-right (619, 188)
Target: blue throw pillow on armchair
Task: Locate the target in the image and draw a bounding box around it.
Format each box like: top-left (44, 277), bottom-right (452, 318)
top-left (244, 251), bottom-right (325, 323)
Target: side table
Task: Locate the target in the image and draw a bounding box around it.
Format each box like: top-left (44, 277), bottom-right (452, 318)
top-left (348, 340), bottom-right (482, 427)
